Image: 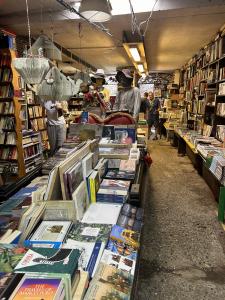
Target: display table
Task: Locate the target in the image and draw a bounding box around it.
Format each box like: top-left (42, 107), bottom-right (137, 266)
top-left (173, 130), bottom-right (225, 223)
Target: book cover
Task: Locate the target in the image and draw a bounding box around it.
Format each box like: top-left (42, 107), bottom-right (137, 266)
top-left (82, 153), bottom-right (93, 180)
top-left (9, 277), bottom-right (63, 300)
top-left (106, 240), bottom-right (137, 261)
top-left (67, 162), bottom-right (83, 200)
top-left (67, 222), bottom-right (111, 244)
top-left (119, 160), bottom-right (136, 172)
top-left (102, 125), bottom-right (115, 139)
top-left (110, 225), bottom-right (140, 250)
top-left (82, 203), bottom-right (122, 225)
top-left (0, 244), bottom-right (27, 272)
top-left (72, 181), bottom-right (89, 221)
top-left (101, 249), bottom-right (136, 275)
top-left (14, 248), bottom-right (80, 276)
top-left (114, 128), bottom-right (136, 144)
top-left (84, 263), bottom-right (133, 300)
top-left (100, 179), bottom-right (130, 191)
top-left (29, 221), bottom-right (72, 244)
top-left (104, 169), bottom-right (135, 181)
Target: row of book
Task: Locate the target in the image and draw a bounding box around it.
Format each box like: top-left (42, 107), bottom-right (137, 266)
top-left (0, 67), bottom-right (12, 82)
top-left (0, 101), bottom-right (14, 114)
top-left (30, 118), bottom-right (46, 131)
top-left (0, 53), bottom-right (11, 67)
top-left (0, 85), bottom-right (13, 98)
top-left (28, 106), bottom-right (43, 118)
top-left (0, 116), bottom-right (15, 130)
top-left (23, 143), bottom-right (42, 160)
top-left (0, 132), bottom-right (16, 145)
top-left (0, 146), bottom-right (17, 160)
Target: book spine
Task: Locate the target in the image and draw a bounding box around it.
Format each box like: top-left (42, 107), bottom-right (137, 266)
top-left (90, 178), bottom-right (96, 203)
top-left (86, 241), bottom-right (101, 277)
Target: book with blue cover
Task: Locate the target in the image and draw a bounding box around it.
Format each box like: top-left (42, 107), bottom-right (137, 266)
top-left (110, 225), bottom-right (140, 250)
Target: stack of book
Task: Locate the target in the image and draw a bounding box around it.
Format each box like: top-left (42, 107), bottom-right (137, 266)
top-left (209, 155), bottom-right (225, 183)
top-left (117, 203), bottom-right (144, 232)
top-left (97, 179), bottom-right (131, 203)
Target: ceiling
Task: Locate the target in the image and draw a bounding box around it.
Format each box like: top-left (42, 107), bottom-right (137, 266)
top-left (1, 0), bottom-right (225, 73)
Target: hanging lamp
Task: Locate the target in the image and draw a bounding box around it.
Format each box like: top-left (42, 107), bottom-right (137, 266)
top-left (28, 34), bottom-right (62, 61)
top-left (12, 0), bottom-right (50, 84)
top-left (79, 0), bottom-right (112, 22)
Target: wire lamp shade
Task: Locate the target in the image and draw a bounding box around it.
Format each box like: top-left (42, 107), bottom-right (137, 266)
top-left (12, 57), bottom-right (50, 84)
top-left (79, 0), bottom-right (112, 22)
top-left (28, 34), bottom-right (62, 61)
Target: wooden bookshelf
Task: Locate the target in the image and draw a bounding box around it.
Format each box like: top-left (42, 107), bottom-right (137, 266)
top-left (0, 34), bottom-right (27, 179)
top-left (180, 29), bottom-right (225, 134)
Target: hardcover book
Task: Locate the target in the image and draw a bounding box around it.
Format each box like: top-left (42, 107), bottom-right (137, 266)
top-left (104, 169), bottom-right (135, 181)
top-left (27, 221), bottom-right (72, 248)
top-left (82, 153), bottom-right (93, 180)
top-left (106, 240), bottom-right (137, 261)
top-left (110, 225), bottom-right (140, 250)
top-left (0, 273), bottom-right (24, 299)
top-left (72, 181), bottom-right (89, 221)
top-left (9, 276), bottom-right (63, 300)
top-left (82, 203), bottom-right (122, 225)
top-left (119, 160), bottom-right (136, 172)
top-left (14, 247), bottom-right (80, 277)
top-left (84, 263), bottom-right (133, 300)
top-left (66, 162), bottom-right (83, 200)
top-left (88, 170), bottom-right (100, 203)
top-left (101, 249), bottom-right (136, 275)
top-left (0, 244), bottom-right (27, 272)
top-left (67, 222), bottom-right (111, 244)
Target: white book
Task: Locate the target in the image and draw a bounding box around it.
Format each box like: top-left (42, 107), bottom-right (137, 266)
top-left (97, 188), bottom-right (128, 196)
top-left (81, 203), bottom-right (122, 224)
top-left (82, 153), bottom-right (93, 180)
top-left (0, 230), bottom-right (21, 244)
top-left (30, 220), bottom-right (71, 243)
top-left (72, 181), bottom-right (89, 221)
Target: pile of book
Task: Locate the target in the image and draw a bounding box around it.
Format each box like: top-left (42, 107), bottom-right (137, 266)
top-left (0, 126), bottom-right (145, 299)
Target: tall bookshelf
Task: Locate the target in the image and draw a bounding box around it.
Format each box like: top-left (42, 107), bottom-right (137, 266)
top-left (26, 90), bottom-right (50, 152)
top-left (0, 37), bottom-right (26, 179)
top-left (180, 28), bottom-right (225, 136)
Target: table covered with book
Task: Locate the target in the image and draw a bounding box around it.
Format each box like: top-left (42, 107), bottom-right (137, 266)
top-left (0, 123), bottom-right (148, 300)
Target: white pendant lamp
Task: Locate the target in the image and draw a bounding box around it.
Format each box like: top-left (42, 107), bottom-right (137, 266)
top-left (79, 0), bottom-right (112, 22)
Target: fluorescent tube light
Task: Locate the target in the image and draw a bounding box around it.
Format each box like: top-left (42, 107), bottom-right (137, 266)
top-left (137, 64), bottom-right (144, 73)
top-left (129, 47), bottom-right (141, 62)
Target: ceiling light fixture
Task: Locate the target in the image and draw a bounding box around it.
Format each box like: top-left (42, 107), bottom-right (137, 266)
top-left (79, 0), bottom-right (112, 22)
top-left (123, 42), bottom-right (148, 75)
top-left (129, 47), bottom-right (141, 62)
top-left (137, 64), bottom-right (144, 73)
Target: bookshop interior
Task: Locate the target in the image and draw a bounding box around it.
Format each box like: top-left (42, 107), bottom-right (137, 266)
top-left (2, 0), bottom-right (225, 299)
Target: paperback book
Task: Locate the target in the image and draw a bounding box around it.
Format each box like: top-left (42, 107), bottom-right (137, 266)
top-left (84, 262), bottom-right (134, 300)
top-left (72, 181), bottom-right (89, 221)
top-left (0, 244), bottom-right (27, 273)
top-left (14, 247), bottom-right (81, 277)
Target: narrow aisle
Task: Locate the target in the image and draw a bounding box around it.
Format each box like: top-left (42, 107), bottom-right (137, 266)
top-left (135, 141), bottom-right (225, 300)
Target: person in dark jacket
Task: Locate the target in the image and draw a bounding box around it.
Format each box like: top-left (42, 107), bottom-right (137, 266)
top-left (148, 91), bottom-right (160, 140)
top-left (140, 92), bottom-right (149, 119)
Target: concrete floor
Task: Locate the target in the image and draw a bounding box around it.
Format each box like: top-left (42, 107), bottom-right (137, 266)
top-left (135, 140), bottom-right (225, 300)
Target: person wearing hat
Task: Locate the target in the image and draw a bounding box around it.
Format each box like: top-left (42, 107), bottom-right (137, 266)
top-left (113, 69), bottom-right (141, 119)
top-left (90, 69), bottom-right (111, 115)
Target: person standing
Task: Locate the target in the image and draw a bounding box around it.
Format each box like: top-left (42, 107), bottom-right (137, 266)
top-left (148, 91), bottom-right (160, 140)
top-left (140, 92), bottom-right (149, 120)
top-left (113, 69), bottom-right (141, 120)
top-left (43, 100), bottom-right (67, 155)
